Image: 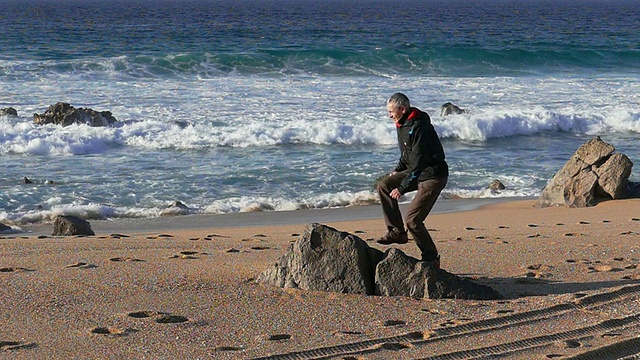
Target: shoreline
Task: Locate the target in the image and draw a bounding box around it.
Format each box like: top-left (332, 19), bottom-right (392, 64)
top-left (15, 196), bottom-right (531, 236)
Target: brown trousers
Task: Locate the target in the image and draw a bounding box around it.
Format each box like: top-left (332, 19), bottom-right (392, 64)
top-left (378, 172), bottom-right (447, 258)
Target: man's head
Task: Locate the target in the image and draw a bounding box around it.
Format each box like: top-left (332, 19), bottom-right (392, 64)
top-left (387, 92), bottom-right (410, 123)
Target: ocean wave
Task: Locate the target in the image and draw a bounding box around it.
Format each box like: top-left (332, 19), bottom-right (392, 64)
top-left (2, 46), bottom-right (639, 80)
top-left (0, 186), bottom-right (538, 226)
top-left (2, 106), bottom-right (639, 154)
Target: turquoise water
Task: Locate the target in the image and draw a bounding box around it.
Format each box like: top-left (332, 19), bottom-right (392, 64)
top-left (1, 0), bottom-right (639, 226)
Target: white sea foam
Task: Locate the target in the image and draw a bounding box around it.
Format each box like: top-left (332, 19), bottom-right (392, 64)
top-left (2, 104), bottom-right (640, 155)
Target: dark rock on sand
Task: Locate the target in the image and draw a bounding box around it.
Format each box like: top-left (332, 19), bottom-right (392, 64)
top-left (34, 102), bottom-right (117, 127)
top-left (257, 223), bottom-right (382, 295)
top-left (52, 215), bottom-right (95, 236)
top-left (375, 248), bottom-right (503, 300)
top-left (258, 223), bottom-right (503, 300)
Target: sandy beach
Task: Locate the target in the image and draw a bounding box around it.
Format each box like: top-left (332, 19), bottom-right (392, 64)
top-left (2, 198), bottom-right (640, 359)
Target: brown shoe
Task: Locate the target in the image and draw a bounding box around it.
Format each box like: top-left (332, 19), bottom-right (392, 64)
top-left (376, 231), bottom-right (408, 245)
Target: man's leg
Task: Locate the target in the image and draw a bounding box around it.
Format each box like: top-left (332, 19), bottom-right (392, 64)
top-left (376, 172), bottom-right (409, 244)
top-left (404, 177), bottom-right (448, 261)
top-left (377, 171), bottom-right (407, 232)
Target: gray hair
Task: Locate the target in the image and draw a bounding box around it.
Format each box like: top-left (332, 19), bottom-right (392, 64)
top-left (387, 92), bottom-right (410, 109)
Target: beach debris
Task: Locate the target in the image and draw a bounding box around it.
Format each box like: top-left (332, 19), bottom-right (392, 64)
top-left (33, 102), bottom-right (117, 127)
top-left (440, 102), bottom-right (468, 116)
top-left (0, 107), bottom-right (18, 116)
top-left (536, 137), bottom-right (633, 208)
top-left (52, 215), bottom-right (95, 236)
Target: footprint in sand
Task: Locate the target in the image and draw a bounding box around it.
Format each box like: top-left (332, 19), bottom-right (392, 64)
top-left (66, 262), bottom-right (97, 269)
top-left (564, 232), bottom-right (586, 237)
top-left (147, 234), bottom-right (174, 239)
top-left (375, 342), bottom-right (412, 351)
top-left (109, 233), bottom-right (130, 238)
top-left (527, 264), bottom-right (554, 271)
top-left (168, 251), bottom-right (208, 259)
top-left (588, 264), bottom-right (622, 272)
top-left (128, 310), bottom-right (164, 318)
top-left (0, 341), bottom-right (36, 350)
top-left (90, 326), bottom-right (137, 336)
top-left (383, 320), bottom-right (406, 327)
top-left (127, 311), bottom-right (189, 324)
top-left (558, 339), bottom-right (582, 349)
top-left (109, 257), bottom-right (145, 262)
top-left (155, 314), bottom-right (189, 324)
top-left (0, 267), bottom-right (34, 273)
top-left (622, 274), bottom-right (640, 280)
top-left (496, 309), bottom-right (514, 314)
top-left (267, 334), bottom-right (291, 341)
top-left (215, 345), bottom-right (244, 352)
top-left (207, 233), bottom-right (231, 238)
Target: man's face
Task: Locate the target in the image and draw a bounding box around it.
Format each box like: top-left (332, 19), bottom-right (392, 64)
top-left (387, 103), bottom-right (406, 123)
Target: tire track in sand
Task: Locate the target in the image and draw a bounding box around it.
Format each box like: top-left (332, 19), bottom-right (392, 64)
top-left (251, 284), bottom-right (640, 360)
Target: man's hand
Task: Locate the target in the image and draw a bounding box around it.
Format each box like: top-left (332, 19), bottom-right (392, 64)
top-left (390, 188), bottom-right (402, 200)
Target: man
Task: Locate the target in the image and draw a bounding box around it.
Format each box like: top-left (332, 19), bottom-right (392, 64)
top-left (377, 93), bottom-right (448, 267)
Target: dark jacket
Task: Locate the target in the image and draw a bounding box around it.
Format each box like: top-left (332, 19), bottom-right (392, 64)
top-left (394, 107), bottom-right (448, 194)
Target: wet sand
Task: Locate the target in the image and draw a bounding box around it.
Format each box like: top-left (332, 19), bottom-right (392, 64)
top-left (2, 198), bottom-right (640, 359)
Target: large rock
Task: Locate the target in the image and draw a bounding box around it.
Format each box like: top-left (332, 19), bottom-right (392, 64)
top-left (1, 107), bottom-right (18, 116)
top-left (440, 102), bottom-right (468, 116)
top-left (258, 224), bottom-right (502, 300)
top-left (0, 223), bottom-right (13, 232)
top-left (537, 137), bottom-right (634, 208)
top-left (34, 102), bottom-right (117, 127)
top-left (375, 248), bottom-right (503, 300)
top-left (594, 153), bottom-right (633, 199)
top-left (52, 215), bottom-right (95, 236)
top-left (257, 223), bottom-right (382, 295)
